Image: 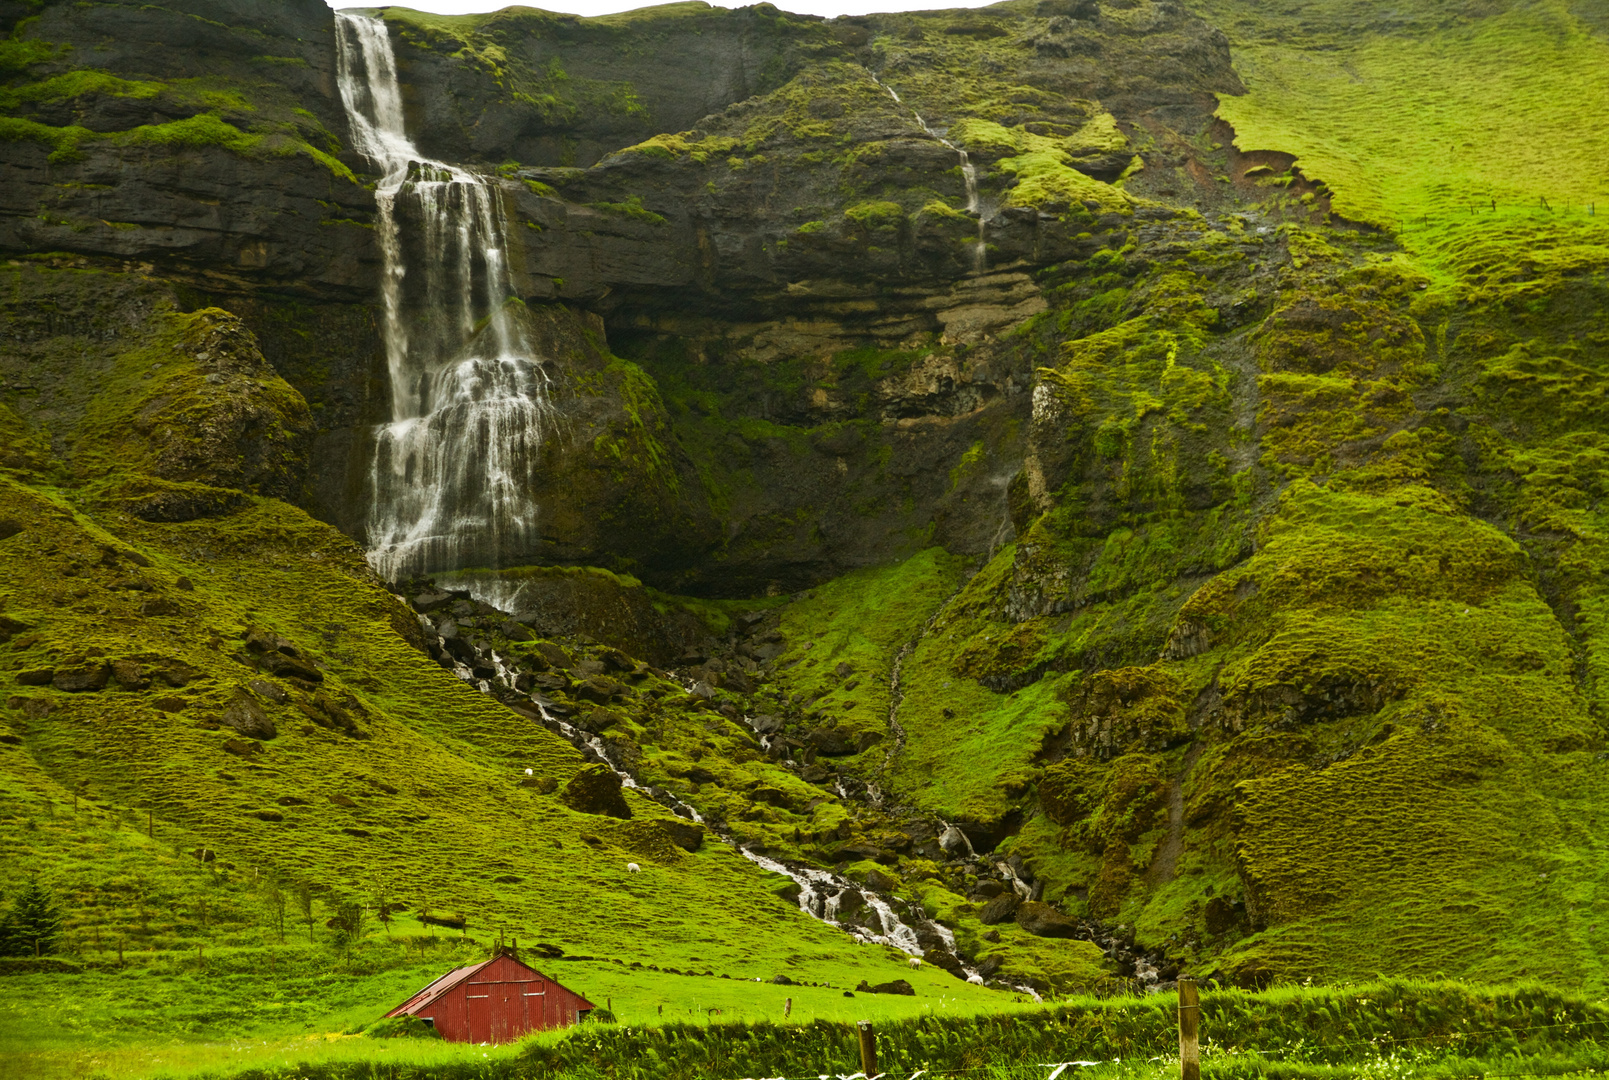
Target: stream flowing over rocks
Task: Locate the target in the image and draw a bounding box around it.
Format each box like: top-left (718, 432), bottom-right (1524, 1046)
top-left (400, 578), bottom-right (1172, 999)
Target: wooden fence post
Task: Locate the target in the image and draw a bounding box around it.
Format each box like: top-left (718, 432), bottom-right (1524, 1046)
top-left (857, 1020), bottom-right (877, 1077)
top-left (1178, 976), bottom-right (1200, 1080)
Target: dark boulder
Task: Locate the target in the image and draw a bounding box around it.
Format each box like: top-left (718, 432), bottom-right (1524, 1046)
top-left (536, 643), bottom-right (572, 668)
top-left (599, 648), bottom-right (635, 671)
top-left (924, 949), bottom-right (967, 978)
top-left (221, 738), bottom-right (261, 758)
top-left (978, 893), bottom-right (1021, 925)
top-left (16, 668), bottom-right (54, 686)
top-left (560, 764), bottom-right (633, 818)
top-left (53, 664), bottom-right (109, 692)
top-left (575, 676), bottom-right (623, 704)
top-left (110, 659), bottom-right (149, 689)
top-left (575, 707), bottom-right (621, 733)
top-left (834, 889), bottom-right (865, 915)
top-left (1015, 901), bottom-right (1080, 938)
top-left (248, 678), bottom-right (288, 704)
top-left (413, 590), bottom-right (454, 613)
top-left (662, 818), bottom-right (705, 852)
top-left (861, 978), bottom-right (915, 995)
top-left (807, 726), bottom-right (856, 756)
top-left (257, 651), bottom-right (322, 682)
top-left (151, 660), bottom-right (195, 688)
top-left (835, 841), bottom-right (897, 865)
top-left (219, 691), bottom-right (276, 740)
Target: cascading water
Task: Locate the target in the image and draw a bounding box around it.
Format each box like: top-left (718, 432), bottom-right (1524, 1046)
top-left (336, 13), bottom-right (554, 583)
top-left (872, 74), bottom-right (988, 274)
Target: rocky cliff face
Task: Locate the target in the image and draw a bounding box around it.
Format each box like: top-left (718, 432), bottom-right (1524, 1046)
top-left (3, 0), bottom-right (1609, 1002)
top-left (0, 0), bottom-right (1240, 587)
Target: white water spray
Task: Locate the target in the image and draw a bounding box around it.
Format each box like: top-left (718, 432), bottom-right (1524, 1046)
top-left (336, 14), bottom-right (554, 583)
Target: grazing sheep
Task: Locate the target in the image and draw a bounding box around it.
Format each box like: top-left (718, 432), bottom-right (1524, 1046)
top-left (627, 862), bottom-right (641, 873)
top-left (908, 956), bottom-right (923, 969)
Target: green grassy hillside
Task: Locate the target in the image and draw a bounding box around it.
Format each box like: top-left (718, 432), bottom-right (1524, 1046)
top-left (4, 0), bottom-right (1609, 1076)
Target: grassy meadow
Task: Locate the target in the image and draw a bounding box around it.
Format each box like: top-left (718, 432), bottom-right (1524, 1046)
top-left (6, 978), bottom-right (1608, 1080)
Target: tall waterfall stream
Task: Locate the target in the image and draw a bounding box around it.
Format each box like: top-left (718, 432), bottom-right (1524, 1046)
top-left (342, 14), bottom-right (1155, 1001)
top-left (337, 13), bottom-right (554, 584)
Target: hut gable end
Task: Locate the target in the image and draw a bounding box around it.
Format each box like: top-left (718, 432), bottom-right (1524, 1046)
top-left (385, 953), bottom-right (595, 1043)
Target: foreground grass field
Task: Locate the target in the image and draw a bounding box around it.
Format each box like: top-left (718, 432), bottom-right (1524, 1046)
top-left (6, 979), bottom-right (1607, 1080)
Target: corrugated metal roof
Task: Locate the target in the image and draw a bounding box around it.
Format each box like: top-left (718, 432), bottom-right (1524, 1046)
top-left (384, 959), bottom-right (493, 1018)
top-left (385, 954), bottom-right (597, 1019)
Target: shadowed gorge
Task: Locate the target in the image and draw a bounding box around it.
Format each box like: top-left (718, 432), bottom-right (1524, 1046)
top-left (1, 0), bottom-right (1608, 1076)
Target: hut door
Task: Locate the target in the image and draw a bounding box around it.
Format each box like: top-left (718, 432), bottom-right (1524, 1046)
top-left (522, 979), bottom-right (547, 1030)
top-left (465, 984), bottom-right (494, 1043)
top-left (468, 981), bottom-right (533, 1043)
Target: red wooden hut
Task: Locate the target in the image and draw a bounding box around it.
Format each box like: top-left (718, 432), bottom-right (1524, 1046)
top-left (384, 952), bottom-right (596, 1044)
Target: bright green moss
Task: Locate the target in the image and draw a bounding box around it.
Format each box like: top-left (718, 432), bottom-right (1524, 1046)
top-left (0, 69), bottom-right (162, 109)
top-left (1213, 1), bottom-right (1609, 283)
top-left (843, 200), bottom-right (905, 228)
top-left (617, 131), bottom-right (739, 164)
top-left (585, 194), bottom-right (668, 225)
top-left (0, 111), bottom-right (355, 180)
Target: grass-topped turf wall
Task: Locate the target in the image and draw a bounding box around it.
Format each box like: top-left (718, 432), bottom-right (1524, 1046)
top-left (166, 980), bottom-right (1609, 1080)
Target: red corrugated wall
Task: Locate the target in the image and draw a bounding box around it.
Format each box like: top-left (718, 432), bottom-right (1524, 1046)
top-left (413, 956), bottom-right (593, 1043)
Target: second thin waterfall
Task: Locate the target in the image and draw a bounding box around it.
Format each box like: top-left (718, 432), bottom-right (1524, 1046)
top-left (873, 74), bottom-right (987, 273)
top-left (336, 13), bottom-right (553, 584)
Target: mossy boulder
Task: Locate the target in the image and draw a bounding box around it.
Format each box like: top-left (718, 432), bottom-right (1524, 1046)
top-left (559, 764), bottom-right (632, 819)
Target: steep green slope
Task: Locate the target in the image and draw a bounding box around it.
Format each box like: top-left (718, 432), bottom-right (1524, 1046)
top-left (793, 0), bottom-right (1609, 991)
top-left (1210, 0), bottom-right (1609, 284)
top-left (0, 259), bottom-right (1013, 1076)
top-left (4, 0), bottom-right (1609, 1074)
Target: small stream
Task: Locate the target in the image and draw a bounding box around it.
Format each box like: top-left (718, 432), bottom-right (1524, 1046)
top-left (869, 71), bottom-right (988, 273)
top-left (422, 614), bottom-right (1003, 985)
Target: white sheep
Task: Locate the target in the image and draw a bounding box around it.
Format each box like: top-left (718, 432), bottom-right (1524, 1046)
top-left (908, 956), bottom-right (922, 969)
top-left (627, 862), bottom-right (641, 873)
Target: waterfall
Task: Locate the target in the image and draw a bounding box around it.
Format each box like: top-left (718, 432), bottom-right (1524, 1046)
top-left (872, 74), bottom-right (987, 273)
top-left (335, 13), bottom-right (554, 584)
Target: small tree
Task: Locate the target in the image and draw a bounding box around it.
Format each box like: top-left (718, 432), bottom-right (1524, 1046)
top-left (261, 880), bottom-right (287, 944)
top-left (373, 882), bottom-right (395, 938)
top-left (0, 879), bottom-right (63, 958)
top-left (294, 884), bottom-right (315, 944)
top-left (329, 901), bottom-right (366, 959)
